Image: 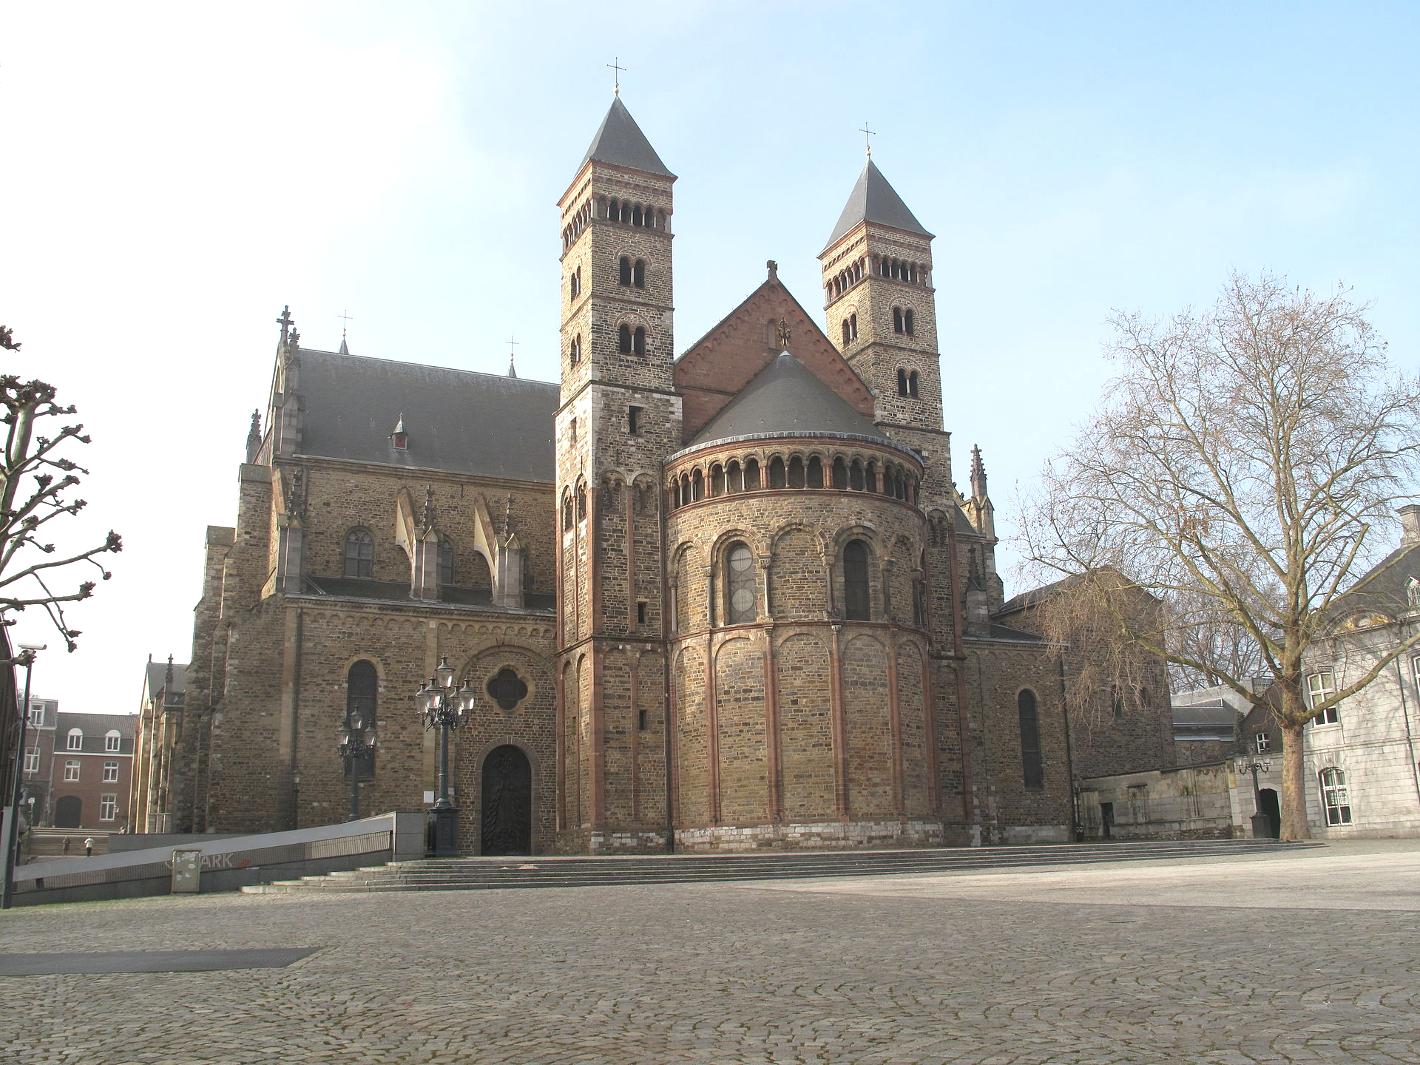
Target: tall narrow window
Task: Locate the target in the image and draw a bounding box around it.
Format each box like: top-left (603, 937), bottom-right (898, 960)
top-left (897, 368), bottom-right (908, 396)
top-left (904, 309), bottom-right (915, 335)
top-left (849, 313), bottom-right (858, 340)
top-left (1319, 767), bottom-right (1351, 825)
top-left (628, 405), bottom-right (643, 434)
top-left (632, 259), bottom-right (646, 288)
top-left (842, 319), bottom-right (851, 345)
top-left (562, 494), bottom-right (573, 531)
top-left (346, 661), bottom-right (378, 779)
top-left (569, 335), bottom-right (581, 366)
top-left (1019, 690), bottom-right (1044, 789)
top-left (843, 539), bottom-right (871, 620)
top-left (344, 527), bottom-right (374, 578)
top-left (633, 327), bottom-right (646, 355)
top-left (893, 307), bottom-right (904, 334)
top-left (908, 371), bottom-right (919, 397)
top-left (726, 542), bottom-right (757, 625)
top-left (438, 538), bottom-right (455, 587)
top-left (569, 268), bottom-right (581, 300)
top-left (618, 324), bottom-right (633, 354)
top-left (619, 256), bottom-right (632, 286)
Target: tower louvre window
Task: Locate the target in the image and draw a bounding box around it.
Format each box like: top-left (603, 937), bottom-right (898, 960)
top-left (842, 319), bottom-right (851, 345)
top-left (633, 326), bottom-right (646, 355)
top-left (619, 256), bottom-right (632, 286)
top-left (569, 334), bottom-right (581, 366)
top-left (908, 370), bottom-right (919, 397)
top-left (897, 368), bottom-right (908, 396)
top-left (633, 259), bottom-right (645, 288)
top-left (905, 308), bottom-right (915, 335)
top-left (569, 267), bottom-right (581, 299)
top-left (893, 307), bottom-right (904, 334)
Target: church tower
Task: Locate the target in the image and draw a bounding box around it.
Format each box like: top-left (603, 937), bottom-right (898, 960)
top-left (554, 94), bottom-right (681, 851)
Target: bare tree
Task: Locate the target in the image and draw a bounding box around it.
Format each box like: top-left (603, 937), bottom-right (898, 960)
top-left (0, 326), bottom-right (121, 650)
top-left (1165, 586), bottom-right (1267, 691)
top-left (1022, 273), bottom-right (1420, 839)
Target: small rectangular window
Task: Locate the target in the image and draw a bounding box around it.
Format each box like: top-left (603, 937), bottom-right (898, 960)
top-left (1255, 732), bottom-right (1270, 754)
top-left (637, 600), bottom-right (647, 625)
top-left (64, 760), bottom-right (80, 781)
top-left (1307, 671), bottom-right (1338, 725)
top-left (23, 748), bottom-right (38, 774)
top-left (28, 702), bottom-right (43, 727)
top-left (570, 417), bottom-right (577, 444)
top-left (103, 761), bottom-right (119, 782)
top-left (628, 405), bottom-right (643, 435)
top-left (100, 794), bottom-right (117, 821)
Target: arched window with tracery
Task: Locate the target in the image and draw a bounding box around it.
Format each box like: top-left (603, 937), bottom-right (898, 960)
top-left (725, 542), bottom-right (757, 625)
top-left (346, 660), bottom-right (378, 779)
top-left (843, 539), bottom-right (871, 620)
top-left (1019, 689), bottom-right (1043, 789)
top-left (344, 527), bottom-right (374, 578)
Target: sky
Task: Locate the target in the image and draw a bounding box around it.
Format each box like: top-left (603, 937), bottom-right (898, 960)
top-left (2, 1), bottom-right (1417, 713)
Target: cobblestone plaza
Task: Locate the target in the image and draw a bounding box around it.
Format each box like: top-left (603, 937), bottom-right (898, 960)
top-left (1, 843), bottom-right (1417, 1064)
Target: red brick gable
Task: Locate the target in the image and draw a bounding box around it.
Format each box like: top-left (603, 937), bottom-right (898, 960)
top-left (674, 278), bottom-right (874, 444)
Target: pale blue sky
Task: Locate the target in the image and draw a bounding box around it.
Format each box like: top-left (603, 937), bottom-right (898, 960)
top-left (2, 1), bottom-right (1417, 711)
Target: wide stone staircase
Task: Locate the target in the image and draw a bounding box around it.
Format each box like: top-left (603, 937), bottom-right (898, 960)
top-left (242, 838), bottom-right (1297, 895)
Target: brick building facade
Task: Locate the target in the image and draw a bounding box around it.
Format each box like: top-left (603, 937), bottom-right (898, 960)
top-left (44, 710), bottom-right (134, 830)
top-left (158, 95), bottom-right (1160, 852)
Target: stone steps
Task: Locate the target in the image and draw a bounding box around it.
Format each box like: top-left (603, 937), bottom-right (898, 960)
top-left (242, 839), bottom-right (1296, 895)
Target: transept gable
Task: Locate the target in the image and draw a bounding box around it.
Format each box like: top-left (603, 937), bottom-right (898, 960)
top-left (674, 271), bottom-right (874, 444)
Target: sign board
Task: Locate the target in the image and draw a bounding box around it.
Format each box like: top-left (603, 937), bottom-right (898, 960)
top-left (171, 848), bottom-right (203, 893)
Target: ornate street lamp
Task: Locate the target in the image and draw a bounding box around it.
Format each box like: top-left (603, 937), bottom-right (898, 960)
top-left (1234, 752), bottom-right (1273, 839)
top-left (416, 656), bottom-right (476, 857)
top-left (337, 713), bottom-right (377, 821)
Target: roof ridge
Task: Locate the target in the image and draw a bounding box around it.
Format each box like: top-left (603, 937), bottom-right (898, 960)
top-left (299, 348), bottom-right (558, 389)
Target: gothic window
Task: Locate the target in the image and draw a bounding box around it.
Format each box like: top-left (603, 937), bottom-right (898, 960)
top-left (769, 457), bottom-right (786, 489)
top-left (438, 538), bottom-right (455, 587)
top-left (487, 667), bottom-right (529, 712)
top-left (569, 335), bottom-right (581, 366)
top-left (843, 539), bottom-right (871, 620)
top-left (1019, 690), bottom-right (1044, 789)
top-left (807, 456), bottom-right (824, 488)
top-left (905, 309), bottom-right (915, 335)
top-left (633, 327), bottom-right (646, 355)
top-left (619, 256), bottom-right (632, 286)
top-left (893, 307), bottom-right (904, 334)
top-left (618, 324), bottom-right (632, 354)
top-left (576, 485), bottom-right (587, 521)
top-left (725, 542), bottom-right (757, 625)
top-left (1319, 767), bottom-right (1351, 825)
top-left (344, 527), bottom-right (374, 578)
top-left (633, 259), bottom-right (646, 288)
top-left (562, 493), bottom-right (573, 531)
top-left (908, 371), bottom-right (919, 397)
top-left (897, 368), bottom-right (909, 396)
top-left (788, 456), bottom-right (805, 488)
top-left (744, 458), bottom-right (761, 490)
top-left (345, 661), bottom-right (378, 779)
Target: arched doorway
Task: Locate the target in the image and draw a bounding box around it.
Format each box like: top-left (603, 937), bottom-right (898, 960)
top-left (54, 795), bottom-right (82, 828)
top-left (480, 745), bottom-right (532, 855)
top-left (1259, 788), bottom-right (1281, 839)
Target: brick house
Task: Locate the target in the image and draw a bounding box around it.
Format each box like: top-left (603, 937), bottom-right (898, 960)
top-left (156, 94), bottom-right (1165, 853)
top-left (46, 711), bottom-right (135, 830)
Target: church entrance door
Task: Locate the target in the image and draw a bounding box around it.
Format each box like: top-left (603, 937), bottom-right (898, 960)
top-left (54, 795), bottom-right (82, 828)
top-left (480, 745), bottom-right (532, 855)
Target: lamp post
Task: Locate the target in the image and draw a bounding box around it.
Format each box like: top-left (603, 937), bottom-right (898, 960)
top-left (337, 714), bottom-right (377, 821)
top-left (2, 644), bottom-right (42, 910)
top-left (415, 655), bottom-right (476, 857)
top-left (1234, 752), bottom-right (1273, 839)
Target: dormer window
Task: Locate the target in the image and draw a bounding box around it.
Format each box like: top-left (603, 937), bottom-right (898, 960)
top-left (390, 415), bottom-right (408, 451)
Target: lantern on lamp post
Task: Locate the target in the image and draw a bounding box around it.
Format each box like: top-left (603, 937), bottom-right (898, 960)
top-left (415, 656), bottom-right (476, 857)
top-left (337, 714), bottom-right (377, 821)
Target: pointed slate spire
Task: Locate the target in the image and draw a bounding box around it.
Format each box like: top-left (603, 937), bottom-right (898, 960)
top-left (824, 159), bottom-right (932, 251)
top-left (578, 96), bottom-right (674, 178)
top-left (339, 334), bottom-right (350, 356)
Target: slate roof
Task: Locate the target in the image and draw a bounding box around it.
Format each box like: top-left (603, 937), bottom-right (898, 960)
top-left (144, 661), bottom-right (187, 696)
top-left (1322, 540), bottom-right (1420, 627)
top-left (578, 96), bottom-right (674, 178)
top-left (687, 352), bottom-right (886, 447)
top-left (824, 159), bottom-right (932, 251)
top-left (296, 349), bottom-right (559, 483)
top-left (1171, 701), bottom-right (1242, 729)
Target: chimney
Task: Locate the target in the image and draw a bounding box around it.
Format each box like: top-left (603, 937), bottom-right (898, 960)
top-left (1400, 504), bottom-right (1420, 546)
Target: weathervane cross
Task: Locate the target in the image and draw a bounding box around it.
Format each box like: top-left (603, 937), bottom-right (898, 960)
top-left (607, 56), bottom-right (627, 96)
top-left (339, 308), bottom-right (355, 340)
top-left (859, 121), bottom-right (876, 158)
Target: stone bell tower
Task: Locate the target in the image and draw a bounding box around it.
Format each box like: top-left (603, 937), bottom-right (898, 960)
top-left (554, 93), bottom-right (682, 851)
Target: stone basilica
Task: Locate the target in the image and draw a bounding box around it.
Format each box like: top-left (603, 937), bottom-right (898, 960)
top-left (139, 96), bottom-right (1168, 853)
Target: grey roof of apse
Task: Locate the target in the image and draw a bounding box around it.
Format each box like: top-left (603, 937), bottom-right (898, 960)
top-left (578, 97), bottom-right (674, 178)
top-left (296, 348), bottom-right (559, 482)
top-left (688, 352), bottom-right (886, 447)
top-left (824, 159), bottom-right (932, 251)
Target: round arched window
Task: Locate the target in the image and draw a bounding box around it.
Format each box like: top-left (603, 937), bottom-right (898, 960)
top-left (726, 543), bottom-right (756, 624)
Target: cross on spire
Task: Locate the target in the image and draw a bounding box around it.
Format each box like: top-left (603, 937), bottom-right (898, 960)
top-left (607, 56), bottom-right (627, 96)
top-left (338, 308), bottom-right (354, 339)
top-left (860, 121), bottom-right (876, 158)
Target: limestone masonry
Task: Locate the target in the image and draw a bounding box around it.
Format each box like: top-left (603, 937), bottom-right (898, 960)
top-left (134, 95), bottom-right (1174, 853)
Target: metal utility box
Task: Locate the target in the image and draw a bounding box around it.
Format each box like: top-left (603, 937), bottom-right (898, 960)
top-left (171, 849), bottom-right (203, 894)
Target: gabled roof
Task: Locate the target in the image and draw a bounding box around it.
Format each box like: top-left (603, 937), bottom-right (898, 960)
top-left (824, 159), bottom-right (932, 252)
top-left (1322, 540), bottom-right (1420, 628)
top-left (578, 96), bottom-right (674, 178)
top-left (297, 349), bottom-right (559, 483)
top-left (688, 352), bottom-right (884, 447)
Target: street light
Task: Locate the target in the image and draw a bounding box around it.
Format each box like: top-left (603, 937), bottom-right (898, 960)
top-left (1234, 752), bottom-right (1273, 839)
top-left (2, 644), bottom-right (43, 910)
top-left (415, 655), bottom-right (476, 857)
top-left (337, 714), bottom-right (377, 821)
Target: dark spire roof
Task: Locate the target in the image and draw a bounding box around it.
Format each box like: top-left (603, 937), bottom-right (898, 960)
top-left (578, 96), bottom-right (674, 178)
top-left (338, 334), bottom-right (350, 356)
top-left (689, 351), bottom-right (884, 447)
top-left (823, 159), bottom-right (932, 251)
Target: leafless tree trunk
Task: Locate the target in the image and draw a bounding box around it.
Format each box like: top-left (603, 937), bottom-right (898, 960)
top-left (1022, 274), bottom-right (1420, 840)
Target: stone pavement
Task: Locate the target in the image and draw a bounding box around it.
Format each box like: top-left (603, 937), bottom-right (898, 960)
top-left (1, 841), bottom-right (1417, 1064)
